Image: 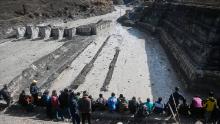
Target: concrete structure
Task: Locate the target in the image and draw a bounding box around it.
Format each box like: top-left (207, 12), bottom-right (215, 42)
top-left (39, 26), bottom-right (51, 40)
top-left (16, 27), bottom-right (26, 39)
top-left (76, 25), bottom-right (92, 36)
top-left (92, 20), bottom-right (112, 35)
top-left (64, 28), bottom-right (76, 39)
top-left (51, 27), bottom-right (64, 40)
top-left (76, 20), bottom-right (112, 36)
top-left (25, 26), bottom-right (39, 39)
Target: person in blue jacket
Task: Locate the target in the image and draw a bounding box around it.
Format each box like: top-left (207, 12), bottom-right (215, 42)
top-left (107, 92), bottom-right (118, 112)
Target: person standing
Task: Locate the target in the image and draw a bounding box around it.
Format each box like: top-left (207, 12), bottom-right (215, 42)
top-left (41, 90), bottom-right (51, 118)
top-left (59, 88), bottom-right (71, 120)
top-left (30, 80), bottom-right (39, 105)
top-left (167, 87), bottom-right (185, 114)
top-left (78, 92), bottom-right (92, 124)
top-left (203, 91), bottom-right (218, 123)
top-left (69, 91), bottom-right (80, 124)
top-left (51, 90), bottom-right (59, 120)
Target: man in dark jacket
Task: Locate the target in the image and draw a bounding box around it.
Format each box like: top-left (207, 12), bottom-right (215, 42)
top-left (78, 92), bottom-right (92, 124)
top-left (167, 87), bottom-right (185, 114)
top-left (30, 80), bottom-right (39, 105)
top-left (59, 88), bottom-right (71, 120)
top-left (69, 91), bottom-right (80, 124)
top-left (128, 96), bottom-right (139, 114)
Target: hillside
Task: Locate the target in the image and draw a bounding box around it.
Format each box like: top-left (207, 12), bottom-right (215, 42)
top-left (0, 0), bottom-right (114, 38)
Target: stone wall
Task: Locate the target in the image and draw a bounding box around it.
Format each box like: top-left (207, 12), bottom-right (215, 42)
top-left (138, 3), bottom-right (220, 91)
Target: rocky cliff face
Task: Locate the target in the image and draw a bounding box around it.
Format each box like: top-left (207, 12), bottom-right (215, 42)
top-left (138, 3), bottom-right (220, 91)
top-left (113, 0), bottom-right (125, 4)
top-left (0, 0), bottom-right (114, 38)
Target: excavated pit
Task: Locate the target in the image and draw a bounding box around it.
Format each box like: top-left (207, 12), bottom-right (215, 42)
top-left (129, 2), bottom-right (220, 94)
top-left (25, 26), bottom-right (39, 39)
top-left (64, 28), bottom-right (76, 39)
top-left (38, 26), bottom-right (51, 40)
top-left (51, 27), bottom-right (64, 40)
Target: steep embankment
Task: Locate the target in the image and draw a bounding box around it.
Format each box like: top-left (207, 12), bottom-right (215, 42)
top-left (135, 2), bottom-right (220, 92)
top-left (0, 0), bottom-right (114, 38)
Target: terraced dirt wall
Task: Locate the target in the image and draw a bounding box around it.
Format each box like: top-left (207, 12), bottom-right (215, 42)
top-left (136, 3), bottom-right (220, 92)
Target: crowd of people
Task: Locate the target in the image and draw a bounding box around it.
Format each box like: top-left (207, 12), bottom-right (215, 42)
top-left (0, 80), bottom-right (220, 124)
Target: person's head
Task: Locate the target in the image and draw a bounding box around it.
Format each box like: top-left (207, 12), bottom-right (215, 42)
top-left (89, 95), bottom-right (93, 99)
top-left (52, 90), bottom-right (57, 96)
top-left (158, 97), bottom-right (162, 102)
top-left (32, 80), bottom-right (38, 85)
top-left (132, 96), bottom-right (136, 101)
top-left (70, 91), bottom-right (75, 97)
top-left (69, 89), bottom-right (72, 93)
top-left (3, 84), bottom-right (8, 89)
top-left (99, 94), bottom-right (103, 98)
top-left (111, 92), bottom-right (115, 97)
top-left (209, 91), bottom-right (214, 97)
top-left (147, 98), bottom-right (150, 102)
top-left (21, 90), bottom-right (25, 94)
top-left (60, 90), bottom-right (63, 94)
top-left (83, 92), bottom-right (88, 97)
top-left (119, 94), bottom-right (123, 98)
top-left (76, 92), bottom-right (80, 96)
top-left (43, 90), bottom-right (49, 95)
top-left (175, 87), bottom-right (179, 92)
top-left (64, 88), bottom-right (68, 93)
top-left (83, 91), bottom-right (88, 96)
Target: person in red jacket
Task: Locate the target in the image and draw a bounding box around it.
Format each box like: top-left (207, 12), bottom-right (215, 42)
top-left (51, 90), bottom-right (59, 120)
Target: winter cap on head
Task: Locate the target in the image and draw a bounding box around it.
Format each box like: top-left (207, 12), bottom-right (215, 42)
top-left (32, 80), bottom-right (38, 83)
